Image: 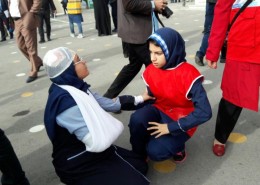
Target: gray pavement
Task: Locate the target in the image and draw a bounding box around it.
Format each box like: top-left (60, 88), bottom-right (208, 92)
top-left (0, 2), bottom-right (259, 185)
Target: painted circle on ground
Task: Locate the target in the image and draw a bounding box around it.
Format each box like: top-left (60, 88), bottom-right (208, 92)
top-left (11, 52), bottom-right (17, 54)
top-left (41, 46), bottom-right (46, 49)
top-left (90, 38), bottom-right (96, 41)
top-left (105, 44), bottom-right (112, 47)
top-left (203, 80), bottom-right (213, 85)
top-left (153, 160), bottom-right (176, 173)
top-left (13, 60), bottom-right (21, 63)
top-left (66, 42), bottom-right (72, 45)
top-left (21, 92), bottom-right (33, 97)
top-left (77, 48), bottom-right (84, 52)
top-left (16, 73), bottom-right (26, 77)
top-left (29, 125), bottom-right (45, 133)
top-left (228, 133), bottom-right (247, 143)
top-left (92, 58), bottom-right (101, 62)
top-left (184, 39), bottom-right (189, 42)
top-left (174, 23), bottom-right (180, 25)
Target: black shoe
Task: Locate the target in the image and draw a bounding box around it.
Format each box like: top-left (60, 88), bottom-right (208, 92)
top-left (0, 38), bottom-right (6, 42)
top-left (113, 110), bottom-right (122, 114)
top-left (112, 28), bottom-right (117, 33)
top-left (220, 58), bottom-right (226, 63)
top-left (195, 55), bottom-right (204, 66)
top-left (173, 150), bottom-right (186, 163)
top-left (47, 37), bottom-right (51, 41)
top-left (39, 40), bottom-right (45, 44)
top-left (26, 76), bottom-right (37, 83)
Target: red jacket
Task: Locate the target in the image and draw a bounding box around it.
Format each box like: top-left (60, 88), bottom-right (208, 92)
top-left (206, 0), bottom-right (260, 64)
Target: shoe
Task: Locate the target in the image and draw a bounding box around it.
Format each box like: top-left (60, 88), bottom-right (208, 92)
top-left (173, 150), bottom-right (186, 163)
top-left (47, 37), bottom-right (51, 41)
top-left (195, 55), bottom-right (204, 66)
top-left (0, 38), bottom-right (6, 42)
top-left (212, 143), bottom-right (225, 157)
top-left (112, 28), bottom-right (117, 33)
top-left (39, 40), bottom-right (45, 44)
top-left (77, 33), bottom-right (84, 38)
top-left (220, 58), bottom-right (226, 63)
top-left (26, 76), bottom-right (37, 83)
top-left (70, 33), bottom-right (75, 38)
top-left (113, 110), bottom-right (122, 114)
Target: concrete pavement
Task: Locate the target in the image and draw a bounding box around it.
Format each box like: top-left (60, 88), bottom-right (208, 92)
top-left (0, 2), bottom-right (259, 185)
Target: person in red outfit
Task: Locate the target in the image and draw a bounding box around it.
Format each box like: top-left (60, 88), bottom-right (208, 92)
top-left (206, 0), bottom-right (260, 157)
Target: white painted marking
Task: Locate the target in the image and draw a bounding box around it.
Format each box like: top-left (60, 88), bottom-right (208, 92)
top-left (29, 125), bottom-right (45, 133)
top-left (16, 73), bottom-right (26, 77)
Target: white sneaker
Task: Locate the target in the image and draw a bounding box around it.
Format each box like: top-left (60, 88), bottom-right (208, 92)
top-left (77, 33), bottom-right (84, 38)
top-left (70, 33), bottom-right (75, 38)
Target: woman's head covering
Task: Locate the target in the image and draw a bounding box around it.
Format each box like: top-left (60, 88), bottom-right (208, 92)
top-left (148, 27), bottom-right (186, 69)
top-left (43, 47), bottom-right (90, 141)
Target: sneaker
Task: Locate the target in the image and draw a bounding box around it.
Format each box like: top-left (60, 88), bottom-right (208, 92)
top-left (173, 150), bottom-right (186, 163)
top-left (70, 33), bottom-right (75, 38)
top-left (77, 33), bottom-right (84, 38)
top-left (112, 28), bottom-right (117, 33)
top-left (39, 40), bottom-right (45, 44)
top-left (195, 55), bottom-right (204, 66)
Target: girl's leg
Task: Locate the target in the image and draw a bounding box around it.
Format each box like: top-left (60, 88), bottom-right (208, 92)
top-left (76, 23), bottom-right (83, 34)
top-left (215, 98), bottom-right (242, 144)
top-left (129, 105), bottom-right (161, 158)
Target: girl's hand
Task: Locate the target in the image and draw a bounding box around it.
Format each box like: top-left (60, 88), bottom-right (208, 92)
top-left (142, 89), bottom-right (156, 101)
top-left (147, 122), bottom-right (169, 138)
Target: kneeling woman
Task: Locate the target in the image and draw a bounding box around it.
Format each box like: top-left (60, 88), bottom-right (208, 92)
top-left (43, 47), bottom-right (151, 185)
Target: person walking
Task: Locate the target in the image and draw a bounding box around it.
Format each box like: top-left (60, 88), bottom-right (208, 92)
top-left (38, 0), bottom-right (57, 43)
top-left (103, 0), bottom-right (167, 99)
top-left (109, 0), bottom-right (117, 33)
top-left (9, 0), bottom-right (43, 83)
top-left (206, 0), bottom-right (260, 157)
top-left (0, 0), bottom-right (13, 41)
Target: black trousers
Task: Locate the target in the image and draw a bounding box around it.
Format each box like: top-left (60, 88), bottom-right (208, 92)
top-left (104, 43), bottom-right (151, 98)
top-left (215, 98), bottom-right (243, 144)
top-left (109, 1), bottom-right (117, 29)
top-left (0, 129), bottom-right (30, 185)
top-left (38, 12), bottom-right (51, 41)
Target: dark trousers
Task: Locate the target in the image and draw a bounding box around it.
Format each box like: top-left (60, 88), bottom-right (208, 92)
top-left (0, 129), bottom-right (30, 185)
top-left (215, 98), bottom-right (243, 144)
top-left (104, 43), bottom-right (151, 98)
top-left (38, 12), bottom-right (51, 41)
top-left (129, 105), bottom-right (190, 161)
top-left (110, 1), bottom-right (117, 29)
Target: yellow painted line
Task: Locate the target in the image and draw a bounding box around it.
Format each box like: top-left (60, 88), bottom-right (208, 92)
top-left (228, 133), bottom-right (247, 143)
top-left (153, 160), bottom-right (176, 173)
top-left (187, 54), bottom-right (195, 58)
top-left (21, 92), bottom-right (33, 97)
top-left (77, 48), bottom-right (84, 52)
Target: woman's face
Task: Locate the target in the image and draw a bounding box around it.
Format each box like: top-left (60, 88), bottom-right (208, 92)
top-left (149, 42), bottom-right (166, 69)
top-left (73, 54), bottom-right (89, 79)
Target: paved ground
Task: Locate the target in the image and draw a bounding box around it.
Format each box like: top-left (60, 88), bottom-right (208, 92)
top-left (0, 2), bottom-right (259, 185)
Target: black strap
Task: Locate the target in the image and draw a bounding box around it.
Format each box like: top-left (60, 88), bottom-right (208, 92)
top-left (155, 12), bottom-right (165, 28)
top-left (228, 0), bottom-right (253, 31)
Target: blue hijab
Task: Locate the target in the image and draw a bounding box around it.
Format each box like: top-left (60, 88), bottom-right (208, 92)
top-left (44, 63), bottom-right (90, 141)
top-left (148, 27), bottom-right (186, 69)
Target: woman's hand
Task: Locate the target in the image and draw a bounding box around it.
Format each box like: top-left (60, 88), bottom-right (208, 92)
top-left (147, 122), bottom-right (169, 138)
top-left (206, 59), bottom-right (217, 69)
top-left (142, 89), bottom-right (155, 101)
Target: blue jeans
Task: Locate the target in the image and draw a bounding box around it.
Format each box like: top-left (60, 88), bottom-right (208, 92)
top-left (196, 2), bottom-right (216, 58)
top-left (69, 22), bottom-right (83, 34)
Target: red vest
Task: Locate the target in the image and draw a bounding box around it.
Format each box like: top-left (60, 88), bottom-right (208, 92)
top-left (143, 62), bottom-right (202, 136)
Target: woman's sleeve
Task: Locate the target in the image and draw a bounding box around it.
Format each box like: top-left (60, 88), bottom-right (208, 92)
top-left (56, 105), bottom-right (89, 141)
top-left (167, 79), bottom-right (212, 135)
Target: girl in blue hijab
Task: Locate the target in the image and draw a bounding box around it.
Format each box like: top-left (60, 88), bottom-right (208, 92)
top-left (129, 28), bottom-right (212, 163)
top-left (43, 47), bottom-right (151, 185)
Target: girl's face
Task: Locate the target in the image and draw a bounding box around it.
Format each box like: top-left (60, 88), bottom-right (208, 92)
top-left (73, 54), bottom-right (89, 79)
top-left (149, 42), bottom-right (166, 69)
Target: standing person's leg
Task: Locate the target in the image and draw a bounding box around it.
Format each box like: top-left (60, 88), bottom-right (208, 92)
top-left (195, 2), bottom-right (215, 66)
top-left (110, 1), bottom-right (117, 32)
top-left (44, 12), bottom-right (51, 41)
top-left (104, 43), bottom-right (151, 98)
top-left (69, 17), bottom-right (75, 37)
top-left (38, 14), bottom-right (45, 43)
top-left (0, 18), bottom-right (6, 41)
top-left (22, 27), bottom-right (43, 82)
top-left (213, 98), bottom-right (242, 156)
top-left (76, 21), bottom-right (84, 38)
top-left (0, 129), bottom-right (30, 185)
